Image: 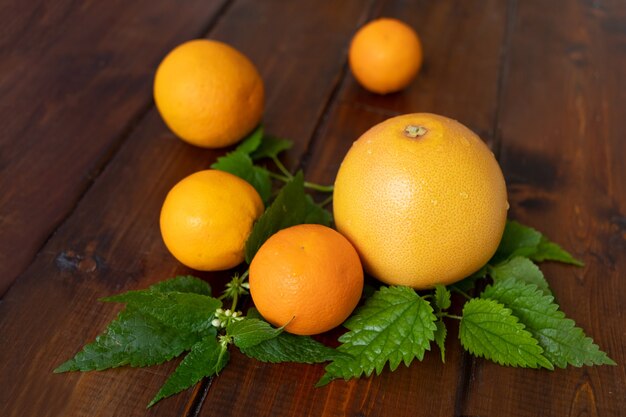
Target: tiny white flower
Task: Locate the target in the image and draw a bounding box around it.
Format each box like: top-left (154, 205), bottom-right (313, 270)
top-left (224, 309), bottom-right (232, 317)
top-left (216, 308), bottom-right (224, 315)
top-left (211, 319), bottom-right (222, 328)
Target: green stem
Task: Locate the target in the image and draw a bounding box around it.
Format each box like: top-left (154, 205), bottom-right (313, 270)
top-left (271, 156), bottom-right (294, 179)
top-left (319, 194), bottom-right (334, 207)
top-left (268, 171), bottom-right (334, 193)
top-left (270, 156), bottom-right (334, 193)
top-left (441, 313), bottom-right (462, 320)
top-left (240, 270), bottom-right (249, 282)
top-left (451, 286), bottom-right (472, 300)
top-left (231, 291), bottom-right (239, 313)
top-left (304, 182), bottom-right (334, 193)
top-left (268, 171), bottom-right (291, 182)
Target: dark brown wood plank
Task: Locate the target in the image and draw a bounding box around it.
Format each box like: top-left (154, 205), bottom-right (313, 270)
top-left (0, 1), bottom-right (375, 416)
top-left (0, 0), bottom-right (229, 296)
top-left (462, 1), bottom-right (626, 416)
top-left (201, 1), bottom-right (509, 415)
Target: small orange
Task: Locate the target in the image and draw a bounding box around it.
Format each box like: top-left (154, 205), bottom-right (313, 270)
top-left (160, 170), bottom-right (263, 271)
top-left (154, 39), bottom-right (264, 148)
top-left (333, 113), bottom-right (508, 289)
top-left (249, 224), bottom-right (364, 335)
top-left (349, 18), bottom-right (423, 94)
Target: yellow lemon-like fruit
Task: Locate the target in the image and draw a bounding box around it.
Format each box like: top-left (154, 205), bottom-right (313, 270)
top-left (154, 39), bottom-right (264, 148)
top-left (333, 113), bottom-right (508, 289)
top-left (349, 18), bottom-right (423, 94)
top-left (249, 224), bottom-right (363, 335)
top-left (160, 170), bottom-right (263, 270)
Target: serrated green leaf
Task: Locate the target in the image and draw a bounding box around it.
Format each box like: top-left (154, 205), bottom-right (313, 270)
top-left (210, 151), bottom-right (272, 204)
top-left (240, 332), bottom-right (339, 364)
top-left (250, 135), bottom-right (292, 160)
top-left (148, 335), bottom-right (229, 407)
top-left (482, 279), bottom-right (615, 368)
top-left (238, 309), bottom-right (339, 364)
top-left (304, 194), bottom-right (333, 225)
top-left (54, 307), bottom-right (206, 373)
top-left (318, 286), bottom-right (437, 385)
top-left (103, 291), bottom-right (221, 334)
top-left (493, 220), bottom-right (542, 263)
top-left (244, 171), bottom-right (330, 263)
top-left (245, 306), bottom-right (264, 320)
top-left (235, 125), bottom-right (264, 155)
top-left (434, 285), bottom-right (452, 311)
top-left (492, 221), bottom-right (583, 267)
top-left (460, 298), bottom-right (552, 369)
top-left (489, 257), bottom-right (551, 296)
top-left (531, 237), bottom-right (584, 266)
top-left (117, 275), bottom-right (211, 298)
top-left (226, 318), bottom-right (283, 349)
top-left (434, 320), bottom-right (447, 363)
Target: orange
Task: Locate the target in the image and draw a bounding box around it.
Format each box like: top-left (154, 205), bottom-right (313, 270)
top-left (349, 18), bottom-right (423, 94)
top-left (154, 39), bottom-right (264, 148)
top-left (160, 170), bottom-right (263, 271)
top-left (249, 224), bottom-right (363, 335)
top-left (333, 113), bottom-right (508, 289)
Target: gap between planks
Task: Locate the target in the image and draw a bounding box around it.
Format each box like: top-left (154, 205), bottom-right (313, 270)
top-left (186, 0), bottom-right (379, 415)
top-left (452, 0), bottom-right (517, 416)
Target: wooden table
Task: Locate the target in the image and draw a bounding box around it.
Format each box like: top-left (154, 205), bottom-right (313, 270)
top-left (1, 1), bottom-right (624, 416)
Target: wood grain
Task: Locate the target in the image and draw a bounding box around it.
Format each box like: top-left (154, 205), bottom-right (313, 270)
top-left (0, 0), bottom-right (376, 416)
top-left (461, 1), bottom-right (626, 416)
top-left (0, 0), bottom-right (230, 296)
top-left (201, 1), bottom-right (509, 415)
top-left (1, 0), bottom-right (624, 416)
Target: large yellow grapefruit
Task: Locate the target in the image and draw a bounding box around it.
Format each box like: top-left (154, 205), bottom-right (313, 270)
top-left (333, 113), bottom-right (508, 289)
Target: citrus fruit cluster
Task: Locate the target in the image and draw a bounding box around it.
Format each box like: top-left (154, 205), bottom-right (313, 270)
top-left (155, 19), bottom-right (507, 336)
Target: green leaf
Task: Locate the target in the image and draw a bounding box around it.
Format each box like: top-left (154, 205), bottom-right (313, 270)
top-left (54, 307), bottom-right (206, 372)
top-left (235, 125), bottom-right (264, 155)
top-left (103, 291), bottom-right (221, 334)
top-left (148, 335), bottom-right (229, 407)
top-left (489, 257), bottom-right (551, 296)
top-left (318, 286), bottom-right (437, 385)
top-left (210, 151), bottom-right (272, 204)
top-left (250, 135), bottom-right (292, 160)
top-left (244, 171), bottom-right (331, 263)
top-left (434, 320), bottom-right (447, 363)
top-left (120, 275), bottom-right (211, 297)
top-left (239, 309), bottom-right (339, 364)
top-left (493, 220), bottom-right (542, 262)
top-left (492, 221), bottom-right (583, 266)
top-left (481, 279), bottom-right (615, 368)
top-left (304, 194), bottom-right (333, 225)
top-left (531, 237), bottom-right (584, 266)
top-left (434, 285), bottom-right (452, 311)
top-left (240, 333), bottom-right (339, 364)
top-left (226, 318), bottom-right (283, 349)
top-left (460, 298), bottom-right (553, 369)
